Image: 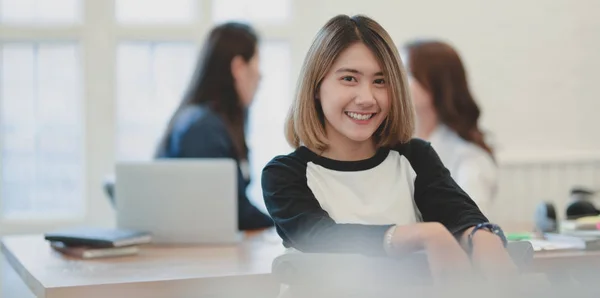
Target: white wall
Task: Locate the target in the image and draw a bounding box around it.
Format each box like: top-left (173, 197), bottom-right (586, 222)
top-left (290, 0), bottom-right (600, 226)
top-left (2, 0), bottom-right (598, 234)
top-left (295, 0), bottom-right (600, 159)
top-left (49, 0), bottom-right (600, 227)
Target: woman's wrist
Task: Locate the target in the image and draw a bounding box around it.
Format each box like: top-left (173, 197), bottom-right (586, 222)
top-left (464, 223), bottom-right (507, 255)
top-left (385, 222), bottom-right (448, 257)
top-left (383, 225), bottom-right (397, 255)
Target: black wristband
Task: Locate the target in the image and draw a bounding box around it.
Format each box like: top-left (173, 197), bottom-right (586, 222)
top-left (467, 223), bottom-right (507, 255)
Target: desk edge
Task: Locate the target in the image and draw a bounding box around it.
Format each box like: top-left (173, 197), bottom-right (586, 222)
top-left (1, 239), bottom-right (47, 298)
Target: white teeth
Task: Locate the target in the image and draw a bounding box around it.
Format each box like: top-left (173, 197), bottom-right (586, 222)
top-left (346, 112), bottom-right (374, 120)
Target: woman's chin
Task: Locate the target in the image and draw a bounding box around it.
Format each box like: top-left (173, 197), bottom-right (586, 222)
top-left (345, 132), bottom-right (377, 143)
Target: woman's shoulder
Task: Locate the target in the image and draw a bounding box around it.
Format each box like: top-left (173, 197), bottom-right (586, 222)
top-left (171, 104), bottom-right (226, 136)
top-left (396, 138), bottom-right (495, 166)
top-left (390, 138), bottom-right (434, 159)
top-left (174, 104), bottom-right (223, 126)
top-left (428, 126), bottom-right (495, 168)
top-left (445, 136), bottom-right (495, 169)
top-left (262, 147), bottom-right (314, 178)
top-left (390, 138), bottom-right (469, 177)
top-left (265, 147), bottom-right (312, 168)
top-left (461, 142), bottom-right (494, 162)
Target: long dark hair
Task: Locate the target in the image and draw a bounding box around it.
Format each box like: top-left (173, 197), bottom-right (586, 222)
top-left (155, 22), bottom-right (259, 160)
top-left (404, 39), bottom-right (493, 156)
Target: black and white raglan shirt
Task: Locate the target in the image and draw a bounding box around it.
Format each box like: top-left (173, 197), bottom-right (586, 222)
top-left (261, 138), bottom-right (488, 257)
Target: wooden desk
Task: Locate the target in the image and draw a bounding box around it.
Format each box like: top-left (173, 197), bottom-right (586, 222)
top-left (503, 222), bottom-right (600, 274)
top-left (531, 249), bottom-right (600, 273)
top-left (1, 230), bottom-right (285, 298)
top-left (4, 228), bottom-right (600, 298)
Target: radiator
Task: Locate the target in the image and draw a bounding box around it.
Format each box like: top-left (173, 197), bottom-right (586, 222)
top-left (489, 153), bottom-right (600, 226)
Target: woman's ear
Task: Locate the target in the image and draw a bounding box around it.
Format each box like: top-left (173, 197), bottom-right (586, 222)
top-left (231, 55), bottom-right (245, 80)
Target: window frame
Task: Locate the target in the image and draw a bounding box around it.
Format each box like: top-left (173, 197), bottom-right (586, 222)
top-left (0, 0), bottom-right (300, 234)
top-left (0, 40), bottom-right (85, 220)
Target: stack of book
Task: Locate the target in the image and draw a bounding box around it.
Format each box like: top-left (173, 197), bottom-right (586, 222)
top-left (560, 216), bottom-right (600, 234)
top-left (44, 227), bottom-right (152, 259)
top-left (548, 216), bottom-right (600, 251)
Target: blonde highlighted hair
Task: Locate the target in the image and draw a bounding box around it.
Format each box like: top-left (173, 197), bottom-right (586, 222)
top-left (285, 14), bottom-right (414, 151)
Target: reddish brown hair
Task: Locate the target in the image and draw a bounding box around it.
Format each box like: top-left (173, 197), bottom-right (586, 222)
top-left (404, 39), bottom-right (493, 156)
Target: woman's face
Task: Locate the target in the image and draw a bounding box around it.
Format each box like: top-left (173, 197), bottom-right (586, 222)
top-left (233, 47), bottom-right (262, 107)
top-left (318, 42), bottom-right (390, 144)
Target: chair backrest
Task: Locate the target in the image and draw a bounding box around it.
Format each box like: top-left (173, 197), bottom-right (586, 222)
top-left (506, 240), bottom-right (535, 269)
top-left (103, 174), bottom-right (116, 206)
top-left (272, 251), bottom-right (431, 298)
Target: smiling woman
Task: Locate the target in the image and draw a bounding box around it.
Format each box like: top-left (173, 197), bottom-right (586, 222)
top-left (261, 14), bottom-right (517, 285)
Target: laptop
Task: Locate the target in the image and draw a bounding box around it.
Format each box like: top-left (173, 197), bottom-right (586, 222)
top-left (115, 159), bottom-right (242, 244)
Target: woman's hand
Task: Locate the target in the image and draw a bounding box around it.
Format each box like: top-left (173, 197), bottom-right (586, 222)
top-left (391, 222), bottom-right (474, 283)
top-left (467, 230), bottom-right (519, 281)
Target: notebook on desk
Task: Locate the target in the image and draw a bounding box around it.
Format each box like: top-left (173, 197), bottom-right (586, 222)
top-left (49, 241), bottom-right (140, 259)
top-left (44, 227), bottom-right (152, 248)
top-left (526, 239), bottom-right (584, 252)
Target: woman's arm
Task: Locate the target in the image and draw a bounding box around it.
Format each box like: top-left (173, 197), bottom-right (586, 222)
top-left (400, 139), bottom-right (489, 235)
top-left (459, 226), bottom-right (518, 278)
top-left (262, 151), bottom-right (485, 282)
top-left (400, 139), bottom-right (516, 276)
top-left (262, 153), bottom-right (472, 261)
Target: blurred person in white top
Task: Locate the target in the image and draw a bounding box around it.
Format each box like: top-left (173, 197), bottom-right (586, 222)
top-left (402, 39), bottom-right (497, 216)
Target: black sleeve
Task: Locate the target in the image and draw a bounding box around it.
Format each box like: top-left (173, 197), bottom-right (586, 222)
top-left (400, 139), bottom-right (489, 237)
top-left (261, 155), bottom-right (392, 256)
top-left (179, 121), bottom-right (273, 231)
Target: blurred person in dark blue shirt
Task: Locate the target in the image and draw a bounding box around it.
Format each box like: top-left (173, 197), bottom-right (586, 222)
top-left (155, 22), bottom-right (273, 230)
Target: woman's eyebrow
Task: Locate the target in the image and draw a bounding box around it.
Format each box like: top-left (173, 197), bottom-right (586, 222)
top-left (334, 68), bottom-right (383, 76)
top-left (335, 68), bottom-right (362, 75)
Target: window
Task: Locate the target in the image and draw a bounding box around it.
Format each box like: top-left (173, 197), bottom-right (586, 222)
top-left (210, 0), bottom-right (293, 210)
top-left (0, 0), bottom-right (296, 229)
top-left (116, 42), bottom-right (197, 161)
top-left (0, 43), bottom-right (83, 217)
top-left (212, 0), bottom-right (291, 24)
top-left (0, 0), bottom-right (81, 24)
top-left (113, 0), bottom-right (293, 211)
top-left (115, 0), bottom-right (196, 24)
top-left (247, 41), bottom-right (292, 210)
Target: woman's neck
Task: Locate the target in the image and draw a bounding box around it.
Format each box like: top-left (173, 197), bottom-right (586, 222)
top-left (415, 111), bottom-right (440, 140)
top-left (320, 135), bottom-right (377, 161)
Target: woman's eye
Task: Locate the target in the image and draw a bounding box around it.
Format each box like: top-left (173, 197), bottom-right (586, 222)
top-left (374, 78), bottom-right (385, 85)
top-left (342, 76), bottom-right (357, 82)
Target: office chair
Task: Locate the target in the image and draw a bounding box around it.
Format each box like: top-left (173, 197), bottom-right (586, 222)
top-left (103, 174), bottom-right (116, 206)
top-left (566, 187), bottom-right (599, 220)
